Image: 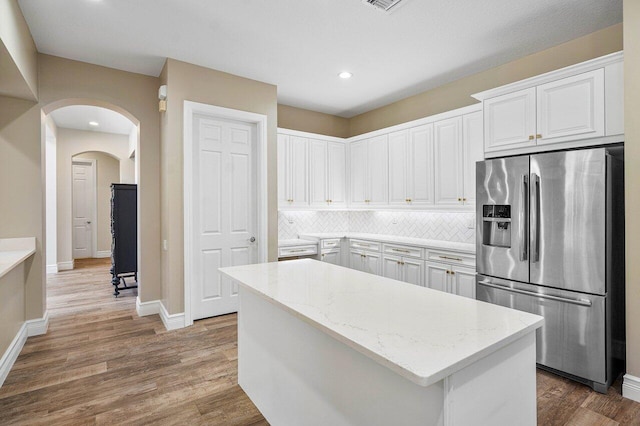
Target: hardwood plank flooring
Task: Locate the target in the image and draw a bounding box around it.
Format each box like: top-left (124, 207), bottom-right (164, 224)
top-left (0, 258), bottom-right (638, 425)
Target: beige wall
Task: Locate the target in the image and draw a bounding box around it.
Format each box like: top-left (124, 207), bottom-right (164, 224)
top-left (0, 0), bottom-right (38, 100)
top-left (56, 128), bottom-right (133, 264)
top-left (0, 96), bottom-right (44, 321)
top-left (349, 23), bottom-right (623, 136)
top-left (39, 54), bottom-right (162, 303)
top-left (277, 104), bottom-right (349, 138)
top-left (624, 0), bottom-right (640, 380)
top-left (74, 151), bottom-right (120, 253)
top-left (0, 264), bottom-right (26, 366)
top-left (160, 58), bottom-right (278, 314)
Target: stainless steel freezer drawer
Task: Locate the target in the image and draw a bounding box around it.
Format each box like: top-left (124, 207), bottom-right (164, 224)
top-left (476, 275), bottom-right (606, 384)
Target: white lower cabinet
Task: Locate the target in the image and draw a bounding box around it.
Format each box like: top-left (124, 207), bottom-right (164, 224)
top-left (425, 261), bottom-right (476, 299)
top-left (321, 250), bottom-right (341, 266)
top-left (349, 249), bottom-right (380, 275)
top-left (382, 255), bottom-right (423, 286)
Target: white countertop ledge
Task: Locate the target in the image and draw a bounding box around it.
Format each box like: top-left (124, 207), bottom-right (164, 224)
top-left (298, 232), bottom-right (476, 254)
top-left (277, 238), bottom-right (318, 247)
top-left (220, 259), bottom-right (543, 387)
top-left (0, 237), bottom-right (36, 280)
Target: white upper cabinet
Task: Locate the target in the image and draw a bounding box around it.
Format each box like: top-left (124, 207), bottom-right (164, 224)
top-left (388, 125), bottom-right (435, 207)
top-left (536, 69), bottom-right (604, 145)
top-left (309, 139), bottom-right (347, 208)
top-left (484, 88), bottom-right (537, 153)
top-left (475, 52), bottom-right (623, 156)
top-left (278, 133), bottom-right (308, 208)
top-left (462, 112), bottom-right (483, 206)
top-left (350, 135), bottom-right (388, 207)
top-left (434, 116), bottom-right (463, 205)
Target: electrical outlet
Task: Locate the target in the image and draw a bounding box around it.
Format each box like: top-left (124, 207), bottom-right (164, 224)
top-left (466, 218), bottom-right (475, 229)
top-left (163, 240), bottom-right (168, 251)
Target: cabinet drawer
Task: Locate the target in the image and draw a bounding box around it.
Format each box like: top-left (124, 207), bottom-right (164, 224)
top-left (426, 249), bottom-right (475, 267)
top-left (383, 243), bottom-right (423, 259)
top-left (349, 239), bottom-right (381, 251)
top-left (321, 238), bottom-right (341, 249)
top-left (278, 245), bottom-right (318, 258)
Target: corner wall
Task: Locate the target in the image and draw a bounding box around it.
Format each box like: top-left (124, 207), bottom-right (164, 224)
top-left (277, 104), bottom-right (349, 138)
top-left (160, 58), bottom-right (278, 315)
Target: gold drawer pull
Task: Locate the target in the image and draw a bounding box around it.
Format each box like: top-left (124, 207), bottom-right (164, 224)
top-left (536, 134), bottom-right (542, 139)
top-left (529, 135), bottom-right (535, 140)
top-left (439, 255), bottom-right (463, 261)
top-left (288, 249), bottom-right (309, 253)
top-left (392, 248), bottom-right (410, 253)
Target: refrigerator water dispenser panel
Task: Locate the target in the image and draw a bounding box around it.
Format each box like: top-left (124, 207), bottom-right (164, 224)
top-left (482, 205), bottom-right (511, 248)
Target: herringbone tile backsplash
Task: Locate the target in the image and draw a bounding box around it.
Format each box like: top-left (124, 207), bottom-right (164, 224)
top-left (278, 210), bottom-right (476, 244)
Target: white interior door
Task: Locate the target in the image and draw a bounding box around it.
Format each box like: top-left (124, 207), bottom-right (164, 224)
top-left (192, 114), bottom-right (257, 320)
top-left (72, 161), bottom-right (95, 259)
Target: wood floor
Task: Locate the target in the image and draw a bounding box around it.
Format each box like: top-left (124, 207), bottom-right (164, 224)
top-left (0, 258), bottom-right (638, 425)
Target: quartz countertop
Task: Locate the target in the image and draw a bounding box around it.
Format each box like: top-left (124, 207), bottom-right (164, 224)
top-left (278, 238), bottom-right (318, 248)
top-left (298, 232), bottom-right (475, 254)
top-left (0, 237), bottom-right (36, 280)
top-left (219, 259), bottom-right (543, 387)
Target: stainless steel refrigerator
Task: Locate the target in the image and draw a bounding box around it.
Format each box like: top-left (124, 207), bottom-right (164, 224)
top-left (475, 147), bottom-right (625, 393)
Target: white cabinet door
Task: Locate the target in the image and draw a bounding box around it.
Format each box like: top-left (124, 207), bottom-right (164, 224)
top-left (322, 250), bottom-right (341, 266)
top-left (536, 69), bottom-right (604, 145)
top-left (604, 62), bottom-right (624, 136)
top-left (362, 251), bottom-right (381, 275)
top-left (462, 111), bottom-right (483, 206)
top-left (350, 139), bottom-right (368, 206)
top-left (289, 136), bottom-right (309, 207)
top-left (382, 254), bottom-right (403, 281)
top-left (452, 266), bottom-right (476, 299)
top-left (349, 249), bottom-right (365, 272)
top-left (388, 130), bottom-right (408, 206)
top-left (277, 134), bottom-right (289, 207)
top-left (434, 117), bottom-right (463, 205)
top-left (484, 88), bottom-right (536, 153)
top-left (327, 141), bottom-right (347, 207)
top-left (425, 261), bottom-right (449, 293)
top-left (309, 139), bottom-right (327, 207)
top-left (403, 258), bottom-right (423, 287)
top-left (408, 124), bottom-right (434, 206)
top-left (368, 135), bottom-right (389, 205)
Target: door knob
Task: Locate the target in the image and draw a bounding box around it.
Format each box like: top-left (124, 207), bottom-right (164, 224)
top-left (86, 221), bottom-right (92, 224)
top-left (249, 236), bottom-right (256, 243)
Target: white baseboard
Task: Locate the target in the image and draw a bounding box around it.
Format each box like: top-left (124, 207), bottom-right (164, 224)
top-left (95, 251), bottom-right (111, 258)
top-left (57, 260), bottom-right (74, 271)
top-left (46, 264), bottom-right (58, 274)
top-left (623, 374), bottom-right (640, 403)
top-left (160, 302), bottom-right (186, 331)
top-left (136, 297), bottom-right (161, 317)
top-left (0, 312), bottom-right (49, 388)
top-left (26, 311), bottom-right (49, 337)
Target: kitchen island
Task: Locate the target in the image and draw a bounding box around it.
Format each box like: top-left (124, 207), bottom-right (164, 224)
top-left (219, 259), bottom-right (544, 426)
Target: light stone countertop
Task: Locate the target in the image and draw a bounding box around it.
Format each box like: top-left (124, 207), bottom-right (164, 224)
top-left (0, 237), bottom-right (36, 280)
top-left (298, 232), bottom-right (475, 254)
top-left (220, 259), bottom-right (543, 387)
top-left (277, 238), bottom-right (319, 248)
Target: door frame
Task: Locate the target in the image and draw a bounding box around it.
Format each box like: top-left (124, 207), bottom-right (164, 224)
top-left (71, 158), bottom-right (98, 259)
top-left (183, 100), bottom-right (268, 327)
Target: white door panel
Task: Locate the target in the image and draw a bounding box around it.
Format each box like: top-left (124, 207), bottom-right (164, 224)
top-left (388, 131), bottom-right (408, 206)
top-left (484, 88), bottom-right (536, 152)
top-left (462, 112), bottom-right (483, 205)
top-left (368, 135), bottom-right (388, 205)
top-left (289, 136), bottom-right (309, 207)
top-left (192, 115), bottom-right (257, 320)
top-left (277, 134), bottom-right (289, 207)
top-left (72, 161), bottom-right (95, 259)
top-left (403, 258), bottom-right (423, 286)
top-left (409, 124), bottom-right (434, 206)
top-left (309, 139), bottom-right (328, 207)
top-left (350, 140), bottom-right (368, 205)
top-left (452, 267), bottom-right (476, 299)
top-left (425, 261), bottom-right (449, 293)
top-left (327, 142), bottom-right (346, 206)
top-left (382, 254), bottom-right (402, 281)
top-left (434, 117), bottom-right (463, 205)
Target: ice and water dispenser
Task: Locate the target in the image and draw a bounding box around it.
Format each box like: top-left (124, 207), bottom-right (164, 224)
top-left (482, 205), bottom-right (511, 248)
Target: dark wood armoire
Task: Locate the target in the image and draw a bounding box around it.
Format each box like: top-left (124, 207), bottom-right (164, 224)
top-left (110, 183), bottom-right (138, 296)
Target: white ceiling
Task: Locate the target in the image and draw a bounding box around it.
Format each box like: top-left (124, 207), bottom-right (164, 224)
top-left (49, 105), bottom-right (135, 135)
top-left (19, 0), bottom-right (622, 117)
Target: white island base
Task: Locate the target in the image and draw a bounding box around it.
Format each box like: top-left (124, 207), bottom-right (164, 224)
top-left (221, 260), bottom-right (543, 426)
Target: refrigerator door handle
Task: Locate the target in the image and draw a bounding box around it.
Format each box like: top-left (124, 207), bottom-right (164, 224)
top-left (531, 173), bottom-right (540, 263)
top-left (519, 174), bottom-right (528, 261)
top-left (477, 280), bottom-right (593, 307)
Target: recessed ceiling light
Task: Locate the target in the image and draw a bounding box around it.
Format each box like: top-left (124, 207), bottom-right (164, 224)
top-left (338, 71), bottom-right (353, 79)
top-left (89, 121), bottom-right (99, 126)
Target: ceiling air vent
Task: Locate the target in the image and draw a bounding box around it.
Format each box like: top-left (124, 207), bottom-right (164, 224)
top-left (363, 0), bottom-right (405, 12)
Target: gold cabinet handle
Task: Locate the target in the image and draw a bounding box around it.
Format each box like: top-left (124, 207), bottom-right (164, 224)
top-left (451, 271), bottom-right (456, 275)
top-left (529, 135), bottom-right (535, 140)
top-left (401, 261), bottom-right (405, 265)
top-left (446, 270), bottom-right (450, 275)
top-left (536, 134), bottom-right (542, 139)
top-left (439, 255), bottom-right (463, 261)
top-left (462, 198), bottom-right (467, 202)
top-left (392, 248), bottom-right (410, 253)
top-left (458, 197), bottom-right (462, 202)
top-left (397, 261), bottom-right (401, 265)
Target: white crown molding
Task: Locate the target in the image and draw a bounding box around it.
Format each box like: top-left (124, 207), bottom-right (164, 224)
top-left (471, 51), bottom-right (623, 101)
top-left (160, 302), bottom-right (186, 331)
top-left (46, 264), bottom-right (58, 274)
top-left (136, 297), bottom-right (160, 317)
top-left (95, 251), bottom-right (111, 258)
top-left (623, 374), bottom-right (640, 403)
top-left (57, 260), bottom-right (74, 271)
top-left (277, 128), bottom-right (347, 143)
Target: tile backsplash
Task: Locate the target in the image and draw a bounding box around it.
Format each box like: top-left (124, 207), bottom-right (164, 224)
top-left (278, 210), bottom-right (476, 244)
